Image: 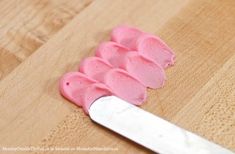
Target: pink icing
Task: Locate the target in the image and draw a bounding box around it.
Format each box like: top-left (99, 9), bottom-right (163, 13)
top-left (59, 72), bottom-right (112, 114)
top-left (95, 42), bottom-right (166, 88)
top-left (82, 83), bottom-right (112, 113)
top-left (59, 26), bottom-right (175, 114)
top-left (111, 25), bottom-right (175, 68)
top-left (79, 57), bottom-right (147, 105)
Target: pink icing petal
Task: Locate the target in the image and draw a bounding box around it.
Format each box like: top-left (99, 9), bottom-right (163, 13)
top-left (104, 69), bottom-right (147, 105)
top-left (95, 42), bottom-right (129, 68)
top-left (59, 72), bottom-right (96, 106)
top-left (124, 52), bottom-right (166, 89)
top-left (111, 25), bottom-right (143, 49)
top-left (82, 83), bottom-right (112, 114)
top-left (111, 25), bottom-right (175, 68)
top-left (79, 57), bottom-right (113, 82)
top-left (59, 72), bottom-right (112, 114)
top-left (96, 41), bottom-right (166, 89)
top-left (137, 35), bottom-right (175, 68)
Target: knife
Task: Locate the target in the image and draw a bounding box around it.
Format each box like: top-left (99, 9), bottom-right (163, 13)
top-left (89, 96), bottom-right (234, 154)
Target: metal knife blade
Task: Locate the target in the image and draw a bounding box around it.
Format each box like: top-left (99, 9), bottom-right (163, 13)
top-left (89, 96), bottom-right (234, 154)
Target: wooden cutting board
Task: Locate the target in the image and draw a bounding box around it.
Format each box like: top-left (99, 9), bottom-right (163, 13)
top-left (0, 0), bottom-right (235, 153)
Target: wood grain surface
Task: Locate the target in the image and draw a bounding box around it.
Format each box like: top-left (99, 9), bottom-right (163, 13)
top-left (0, 0), bottom-right (92, 80)
top-left (0, 0), bottom-right (235, 153)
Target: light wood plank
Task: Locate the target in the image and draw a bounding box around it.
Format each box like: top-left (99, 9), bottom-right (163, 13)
top-left (0, 0), bottom-right (235, 153)
top-left (0, 0), bottom-right (93, 80)
top-left (172, 47), bottom-right (235, 150)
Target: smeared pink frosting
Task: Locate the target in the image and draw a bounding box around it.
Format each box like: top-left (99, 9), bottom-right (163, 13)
top-left (59, 26), bottom-right (175, 114)
top-left (59, 72), bottom-right (112, 114)
top-left (95, 42), bottom-right (166, 88)
top-left (79, 57), bottom-right (147, 105)
top-left (111, 25), bottom-right (175, 68)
